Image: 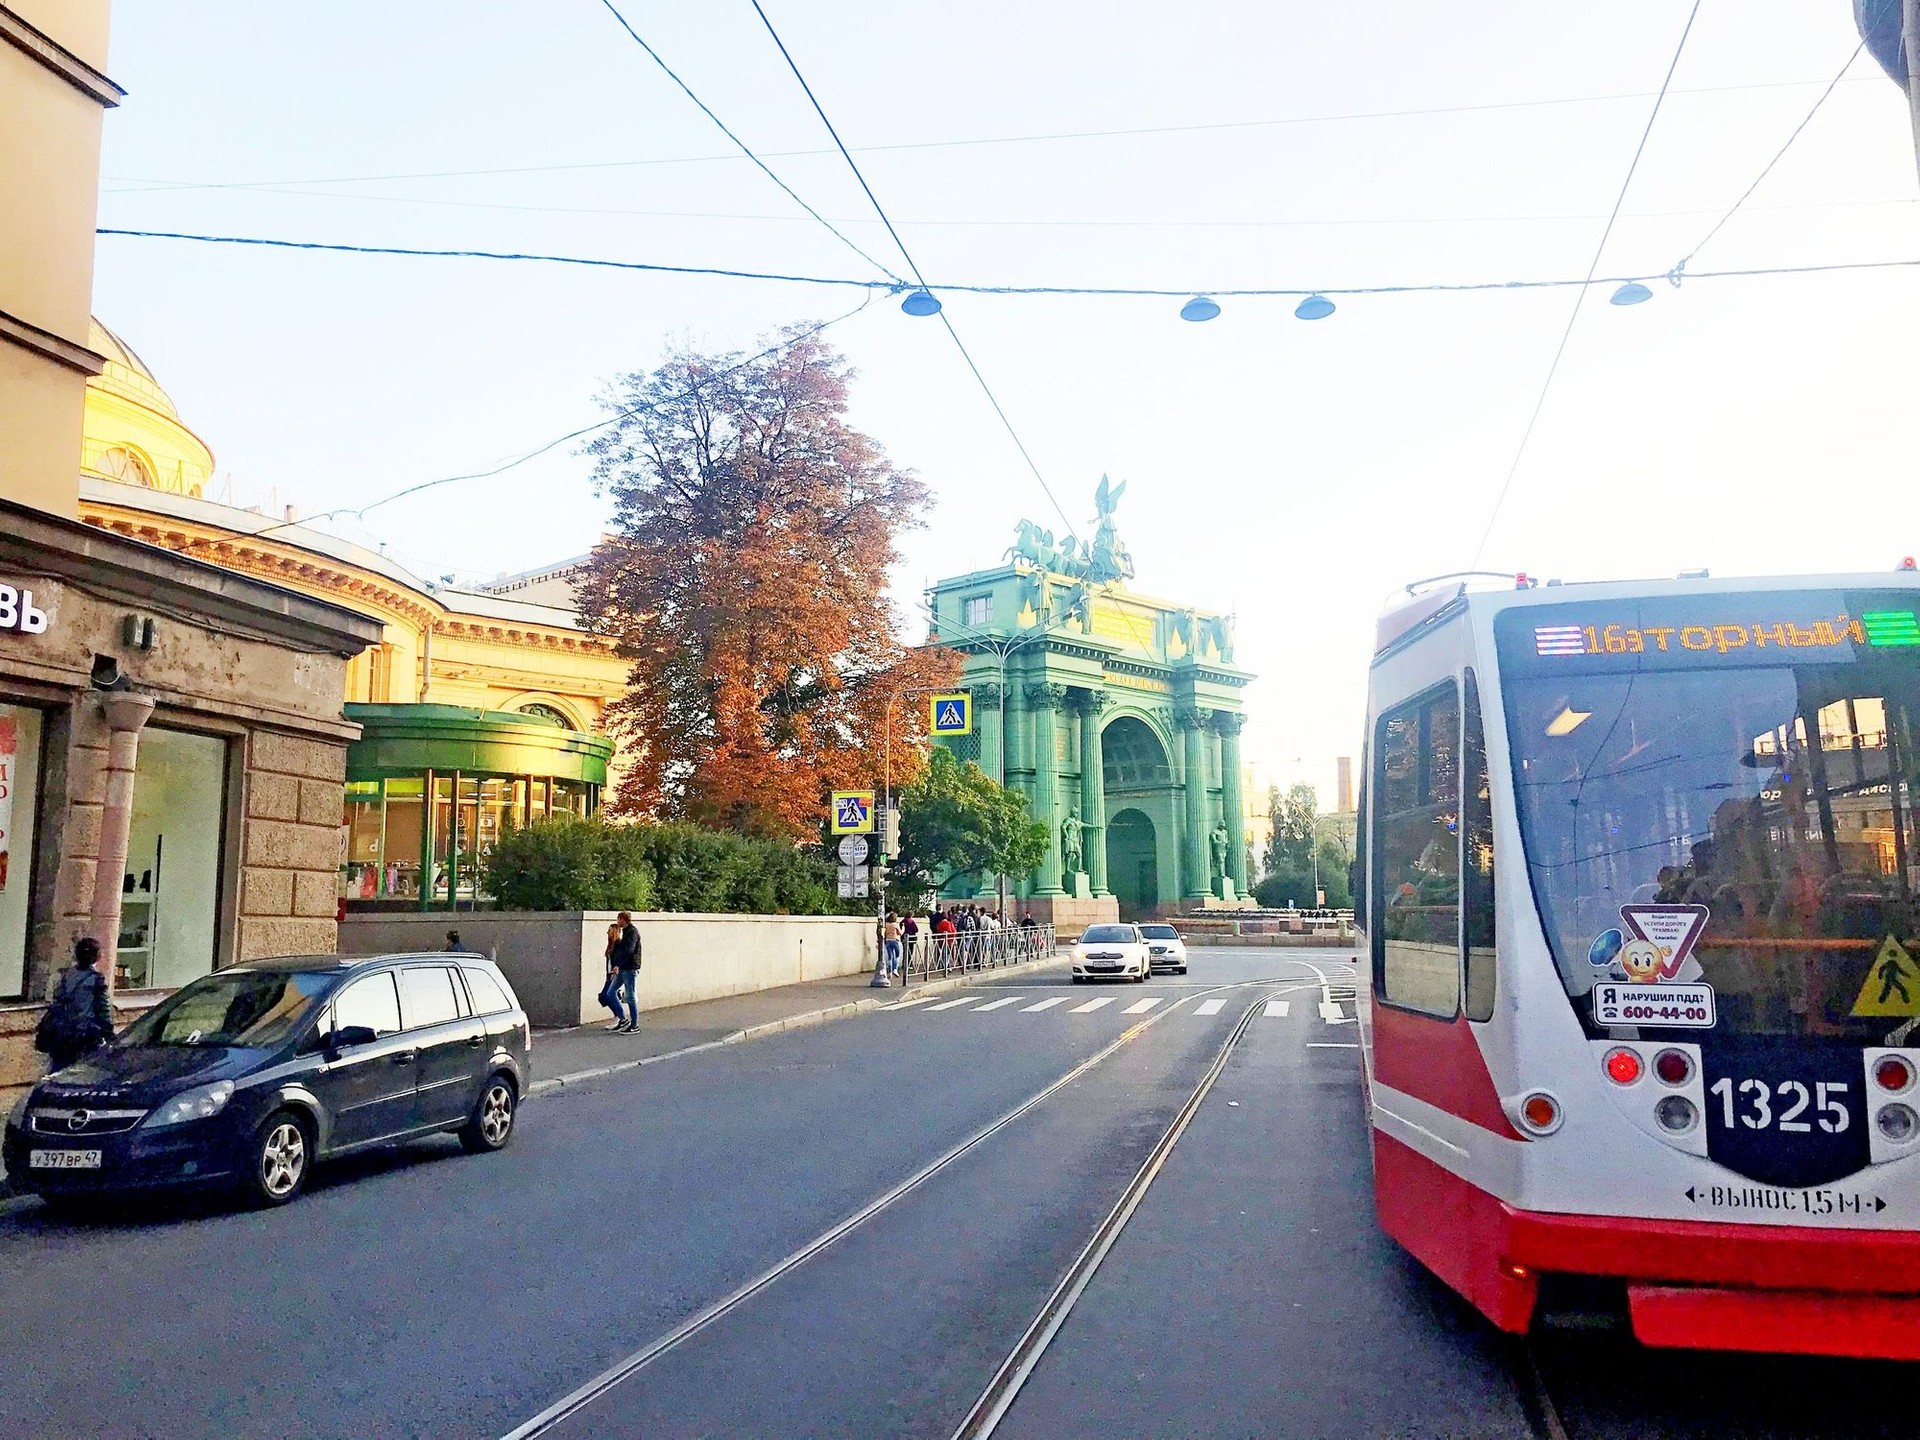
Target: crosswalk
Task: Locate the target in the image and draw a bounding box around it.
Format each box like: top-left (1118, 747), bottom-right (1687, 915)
top-left (885, 987), bottom-right (1358, 1029)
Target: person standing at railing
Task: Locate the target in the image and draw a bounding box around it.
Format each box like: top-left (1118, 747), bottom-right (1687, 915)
top-left (880, 912), bottom-right (903, 984)
top-left (900, 912), bottom-right (919, 973)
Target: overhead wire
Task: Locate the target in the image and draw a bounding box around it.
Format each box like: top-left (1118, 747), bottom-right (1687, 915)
top-left (241, 292), bottom-right (875, 543)
top-left (593, 0), bottom-right (903, 283)
top-left (1467, 0), bottom-right (1704, 569)
top-left (744, 0), bottom-right (1077, 538)
top-left (95, 226), bottom-right (1920, 299)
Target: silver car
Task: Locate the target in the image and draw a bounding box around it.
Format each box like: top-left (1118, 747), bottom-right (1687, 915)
top-left (1140, 923), bottom-right (1189, 975)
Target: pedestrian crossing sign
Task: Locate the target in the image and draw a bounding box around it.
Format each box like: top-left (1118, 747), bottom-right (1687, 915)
top-left (930, 691), bottom-right (972, 736)
top-left (1852, 935), bottom-right (1920, 1017)
top-left (830, 790), bottom-right (875, 834)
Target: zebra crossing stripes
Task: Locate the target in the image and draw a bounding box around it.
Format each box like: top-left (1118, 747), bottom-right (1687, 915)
top-left (1021, 997), bottom-right (1071, 1013)
top-left (923, 997), bottom-right (977, 1011)
top-left (888, 989), bottom-right (1357, 1027)
top-left (972, 996), bottom-right (1024, 1012)
top-left (1069, 997), bottom-right (1115, 1014)
top-left (1123, 998), bottom-right (1162, 1014)
top-left (1263, 1000), bottom-right (1290, 1018)
top-left (1194, 999), bottom-right (1227, 1016)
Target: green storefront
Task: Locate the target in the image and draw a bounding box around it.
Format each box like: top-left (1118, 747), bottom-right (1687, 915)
top-left (926, 481), bottom-right (1253, 922)
top-left (341, 704), bottom-right (613, 910)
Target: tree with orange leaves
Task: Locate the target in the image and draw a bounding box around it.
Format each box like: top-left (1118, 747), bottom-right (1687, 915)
top-left (578, 326), bottom-right (958, 838)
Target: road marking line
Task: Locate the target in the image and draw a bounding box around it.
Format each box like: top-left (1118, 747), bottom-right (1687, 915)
top-left (1319, 1001), bottom-right (1349, 1024)
top-left (1194, 999), bottom-right (1227, 1016)
top-left (887, 994), bottom-right (940, 1009)
top-left (1308, 1042), bottom-right (1359, 1049)
top-left (972, 997), bottom-right (1023, 1012)
top-left (926, 997), bottom-right (980, 1011)
top-left (1069, 997), bottom-right (1115, 1013)
top-left (1263, 1000), bottom-right (1291, 1018)
top-left (1123, 998), bottom-right (1162, 1014)
top-left (1021, 997), bottom-right (1071, 1012)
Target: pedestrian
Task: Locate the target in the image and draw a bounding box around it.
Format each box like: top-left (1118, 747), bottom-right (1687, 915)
top-left (881, 911), bottom-right (903, 983)
top-left (900, 912), bottom-right (919, 973)
top-left (444, 930), bottom-right (464, 952)
top-left (597, 920), bottom-right (624, 1023)
top-left (608, 910), bottom-right (643, 1033)
top-left (34, 937), bottom-right (115, 1073)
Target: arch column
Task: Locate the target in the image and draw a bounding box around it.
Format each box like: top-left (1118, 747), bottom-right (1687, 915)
top-left (1026, 682), bottom-right (1067, 895)
top-left (1215, 712), bottom-right (1247, 898)
top-left (1177, 707), bottom-right (1212, 900)
top-left (1069, 688), bottom-right (1110, 897)
top-left (973, 681), bottom-right (1004, 784)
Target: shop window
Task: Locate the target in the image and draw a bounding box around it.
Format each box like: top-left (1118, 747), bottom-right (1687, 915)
top-left (123, 728), bottom-right (229, 989)
top-left (0, 704), bottom-right (45, 998)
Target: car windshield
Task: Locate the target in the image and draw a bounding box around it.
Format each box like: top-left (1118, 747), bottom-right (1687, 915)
top-left (1081, 925), bottom-right (1136, 943)
top-left (119, 970), bottom-right (334, 1049)
top-left (1498, 592), bottom-right (1920, 1045)
top-left (1140, 925), bottom-right (1179, 939)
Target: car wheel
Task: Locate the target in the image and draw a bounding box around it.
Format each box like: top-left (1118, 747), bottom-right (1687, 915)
top-left (460, 1076), bottom-right (517, 1155)
top-left (246, 1109), bottom-right (312, 1208)
top-left (1071, 975), bottom-right (1084, 985)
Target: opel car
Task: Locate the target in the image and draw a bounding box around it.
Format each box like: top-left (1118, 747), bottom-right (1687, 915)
top-left (1140, 923), bottom-right (1189, 975)
top-left (1070, 923), bottom-right (1150, 983)
top-left (4, 952), bottom-right (530, 1211)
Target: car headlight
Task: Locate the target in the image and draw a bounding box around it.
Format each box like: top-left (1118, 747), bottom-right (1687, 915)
top-left (143, 1080), bottom-right (235, 1129)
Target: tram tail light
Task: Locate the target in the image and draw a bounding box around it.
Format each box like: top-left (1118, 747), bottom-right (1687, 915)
top-left (1877, 1103), bottom-right (1917, 1143)
top-left (1518, 1092), bottom-right (1562, 1135)
top-left (1875, 1056), bottom-right (1915, 1094)
top-left (1654, 1049), bottom-right (1693, 1086)
top-left (1655, 1096), bottom-right (1698, 1134)
top-left (1604, 1048), bottom-right (1642, 1085)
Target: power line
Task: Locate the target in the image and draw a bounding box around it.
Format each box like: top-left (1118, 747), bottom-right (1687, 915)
top-left (594, 0), bottom-right (902, 283)
top-left (1467, 0), bottom-right (1704, 569)
top-left (1673, 40), bottom-right (1867, 275)
top-left (97, 77), bottom-right (1881, 195)
top-left (96, 225), bottom-right (1920, 299)
top-left (242, 293), bottom-right (875, 543)
top-left (746, 0), bottom-right (1078, 537)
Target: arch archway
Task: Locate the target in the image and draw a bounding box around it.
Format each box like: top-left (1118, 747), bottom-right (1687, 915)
top-left (1101, 714), bottom-right (1176, 919)
top-left (1107, 809), bottom-right (1159, 916)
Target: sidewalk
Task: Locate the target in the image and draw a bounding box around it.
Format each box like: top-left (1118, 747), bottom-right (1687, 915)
top-left (529, 952), bottom-right (1067, 1093)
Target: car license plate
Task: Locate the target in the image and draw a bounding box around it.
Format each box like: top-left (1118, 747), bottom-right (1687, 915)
top-left (29, 1149), bottom-right (101, 1170)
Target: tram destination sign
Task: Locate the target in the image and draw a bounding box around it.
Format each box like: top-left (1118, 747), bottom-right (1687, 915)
top-left (1496, 589), bottom-right (1920, 677)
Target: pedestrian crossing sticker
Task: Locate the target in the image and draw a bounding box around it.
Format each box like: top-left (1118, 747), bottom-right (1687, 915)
top-left (929, 691), bottom-right (972, 736)
top-left (830, 790), bottom-right (875, 834)
top-left (1852, 936), bottom-right (1920, 1018)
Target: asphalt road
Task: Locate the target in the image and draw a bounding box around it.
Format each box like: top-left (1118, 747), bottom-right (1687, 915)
top-left (0, 947), bottom-right (1911, 1439)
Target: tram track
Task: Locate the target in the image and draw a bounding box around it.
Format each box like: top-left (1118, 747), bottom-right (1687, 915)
top-left (497, 966), bottom-right (1321, 1440)
top-left (1510, 1340), bottom-right (1574, 1440)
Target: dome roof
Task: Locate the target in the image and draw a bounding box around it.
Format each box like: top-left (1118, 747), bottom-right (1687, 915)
top-left (87, 317), bottom-right (179, 418)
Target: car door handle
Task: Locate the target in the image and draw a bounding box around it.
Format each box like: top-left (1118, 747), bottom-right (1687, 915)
top-left (392, 1050), bottom-right (417, 1065)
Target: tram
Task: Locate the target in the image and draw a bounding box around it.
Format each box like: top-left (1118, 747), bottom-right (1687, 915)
top-left (1358, 570), bottom-right (1920, 1359)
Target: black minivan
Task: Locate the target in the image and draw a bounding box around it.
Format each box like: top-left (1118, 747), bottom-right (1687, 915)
top-left (3, 952), bottom-right (530, 1209)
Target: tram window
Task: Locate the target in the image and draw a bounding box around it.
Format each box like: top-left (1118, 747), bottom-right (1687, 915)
top-left (1373, 684), bottom-right (1461, 1018)
top-left (1462, 670), bottom-right (1497, 1023)
top-left (1353, 744), bottom-right (1369, 931)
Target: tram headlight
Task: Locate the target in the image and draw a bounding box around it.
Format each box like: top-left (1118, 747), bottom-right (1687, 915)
top-left (1654, 1049), bottom-right (1694, 1086)
top-left (1655, 1095), bottom-right (1698, 1134)
top-left (1517, 1091), bottom-right (1563, 1136)
top-left (1876, 1102), bottom-right (1918, 1143)
top-left (1603, 1048), bottom-right (1642, 1085)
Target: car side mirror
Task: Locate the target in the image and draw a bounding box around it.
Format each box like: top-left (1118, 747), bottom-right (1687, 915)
top-left (327, 1024), bottom-right (379, 1055)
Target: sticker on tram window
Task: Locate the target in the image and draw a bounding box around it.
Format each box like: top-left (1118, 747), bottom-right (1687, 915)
top-left (1851, 936), bottom-right (1920, 1019)
top-left (1619, 903), bottom-right (1709, 982)
top-left (1593, 980), bottom-right (1716, 1028)
top-left (1589, 928), bottom-right (1624, 968)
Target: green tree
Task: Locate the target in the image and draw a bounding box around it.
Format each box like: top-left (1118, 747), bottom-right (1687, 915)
top-left (1264, 782), bottom-right (1319, 875)
top-left (885, 749), bottom-right (1049, 903)
top-left (1255, 783), bottom-right (1352, 909)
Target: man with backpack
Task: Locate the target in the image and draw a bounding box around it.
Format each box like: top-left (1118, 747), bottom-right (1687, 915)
top-left (35, 938), bottom-right (115, 1072)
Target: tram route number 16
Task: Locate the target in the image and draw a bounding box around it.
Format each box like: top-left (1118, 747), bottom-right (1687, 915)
top-left (1708, 1078), bottom-right (1849, 1134)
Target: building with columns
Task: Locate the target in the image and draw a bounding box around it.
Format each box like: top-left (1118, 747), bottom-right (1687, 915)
top-left (926, 482), bottom-right (1253, 924)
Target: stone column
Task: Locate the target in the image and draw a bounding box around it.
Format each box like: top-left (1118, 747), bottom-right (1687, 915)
top-left (1003, 669), bottom-right (1028, 784)
top-left (1177, 708), bottom-right (1211, 900)
top-left (1071, 688), bottom-right (1111, 897)
top-left (88, 692), bottom-right (155, 992)
top-left (973, 681), bottom-right (1003, 784)
top-left (1027, 682), bottom-right (1068, 895)
top-left (1215, 712), bottom-right (1247, 898)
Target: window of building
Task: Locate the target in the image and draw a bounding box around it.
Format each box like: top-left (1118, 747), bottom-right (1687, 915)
top-left (122, 727), bottom-right (230, 990)
top-left (1372, 684), bottom-right (1460, 1017)
top-left (96, 446), bottom-right (154, 487)
top-left (963, 595), bottom-right (992, 627)
top-left (1462, 670), bottom-right (1497, 1023)
top-left (331, 972), bottom-right (401, 1038)
top-left (519, 703), bottom-right (574, 730)
top-left (0, 704), bottom-right (46, 999)
top-left (397, 967), bottom-right (462, 1029)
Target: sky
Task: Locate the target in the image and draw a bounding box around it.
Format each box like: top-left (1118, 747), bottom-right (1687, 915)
top-left (89, 1), bottom-right (1920, 804)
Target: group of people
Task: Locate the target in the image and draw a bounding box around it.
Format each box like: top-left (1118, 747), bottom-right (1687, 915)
top-left (875, 905), bottom-right (1042, 983)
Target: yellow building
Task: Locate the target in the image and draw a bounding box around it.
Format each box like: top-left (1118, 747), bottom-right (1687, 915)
top-left (74, 322), bottom-right (630, 909)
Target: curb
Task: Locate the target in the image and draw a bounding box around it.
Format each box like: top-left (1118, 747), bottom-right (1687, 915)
top-left (528, 953), bottom-right (1069, 1097)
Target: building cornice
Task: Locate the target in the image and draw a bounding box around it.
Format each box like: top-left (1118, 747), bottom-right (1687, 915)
top-left (0, 307), bottom-right (105, 376)
top-left (0, 6), bottom-right (124, 106)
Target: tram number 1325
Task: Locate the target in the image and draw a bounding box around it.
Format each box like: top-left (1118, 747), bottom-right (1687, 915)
top-left (1709, 1078), bottom-right (1850, 1134)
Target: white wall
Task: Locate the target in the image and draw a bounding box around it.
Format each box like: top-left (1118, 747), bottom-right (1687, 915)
top-left (339, 911), bottom-right (876, 1028)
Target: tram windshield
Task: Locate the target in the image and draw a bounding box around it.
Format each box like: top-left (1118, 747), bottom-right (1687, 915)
top-left (1496, 592), bottom-right (1920, 1045)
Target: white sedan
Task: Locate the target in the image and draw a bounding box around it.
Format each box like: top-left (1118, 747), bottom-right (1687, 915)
top-left (1139, 923), bottom-right (1188, 975)
top-left (1070, 923), bottom-right (1150, 983)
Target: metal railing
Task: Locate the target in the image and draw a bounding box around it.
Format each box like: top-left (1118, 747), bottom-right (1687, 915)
top-left (899, 923), bottom-right (1055, 983)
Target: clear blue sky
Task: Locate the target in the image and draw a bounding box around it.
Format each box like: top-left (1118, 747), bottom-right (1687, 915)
top-left (91, 1), bottom-right (1920, 800)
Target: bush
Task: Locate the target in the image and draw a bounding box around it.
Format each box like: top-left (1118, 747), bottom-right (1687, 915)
top-left (482, 817), bottom-right (839, 915)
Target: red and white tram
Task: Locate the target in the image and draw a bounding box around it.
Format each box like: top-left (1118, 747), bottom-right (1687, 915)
top-left (1358, 571), bottom-right (1920, 1359)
